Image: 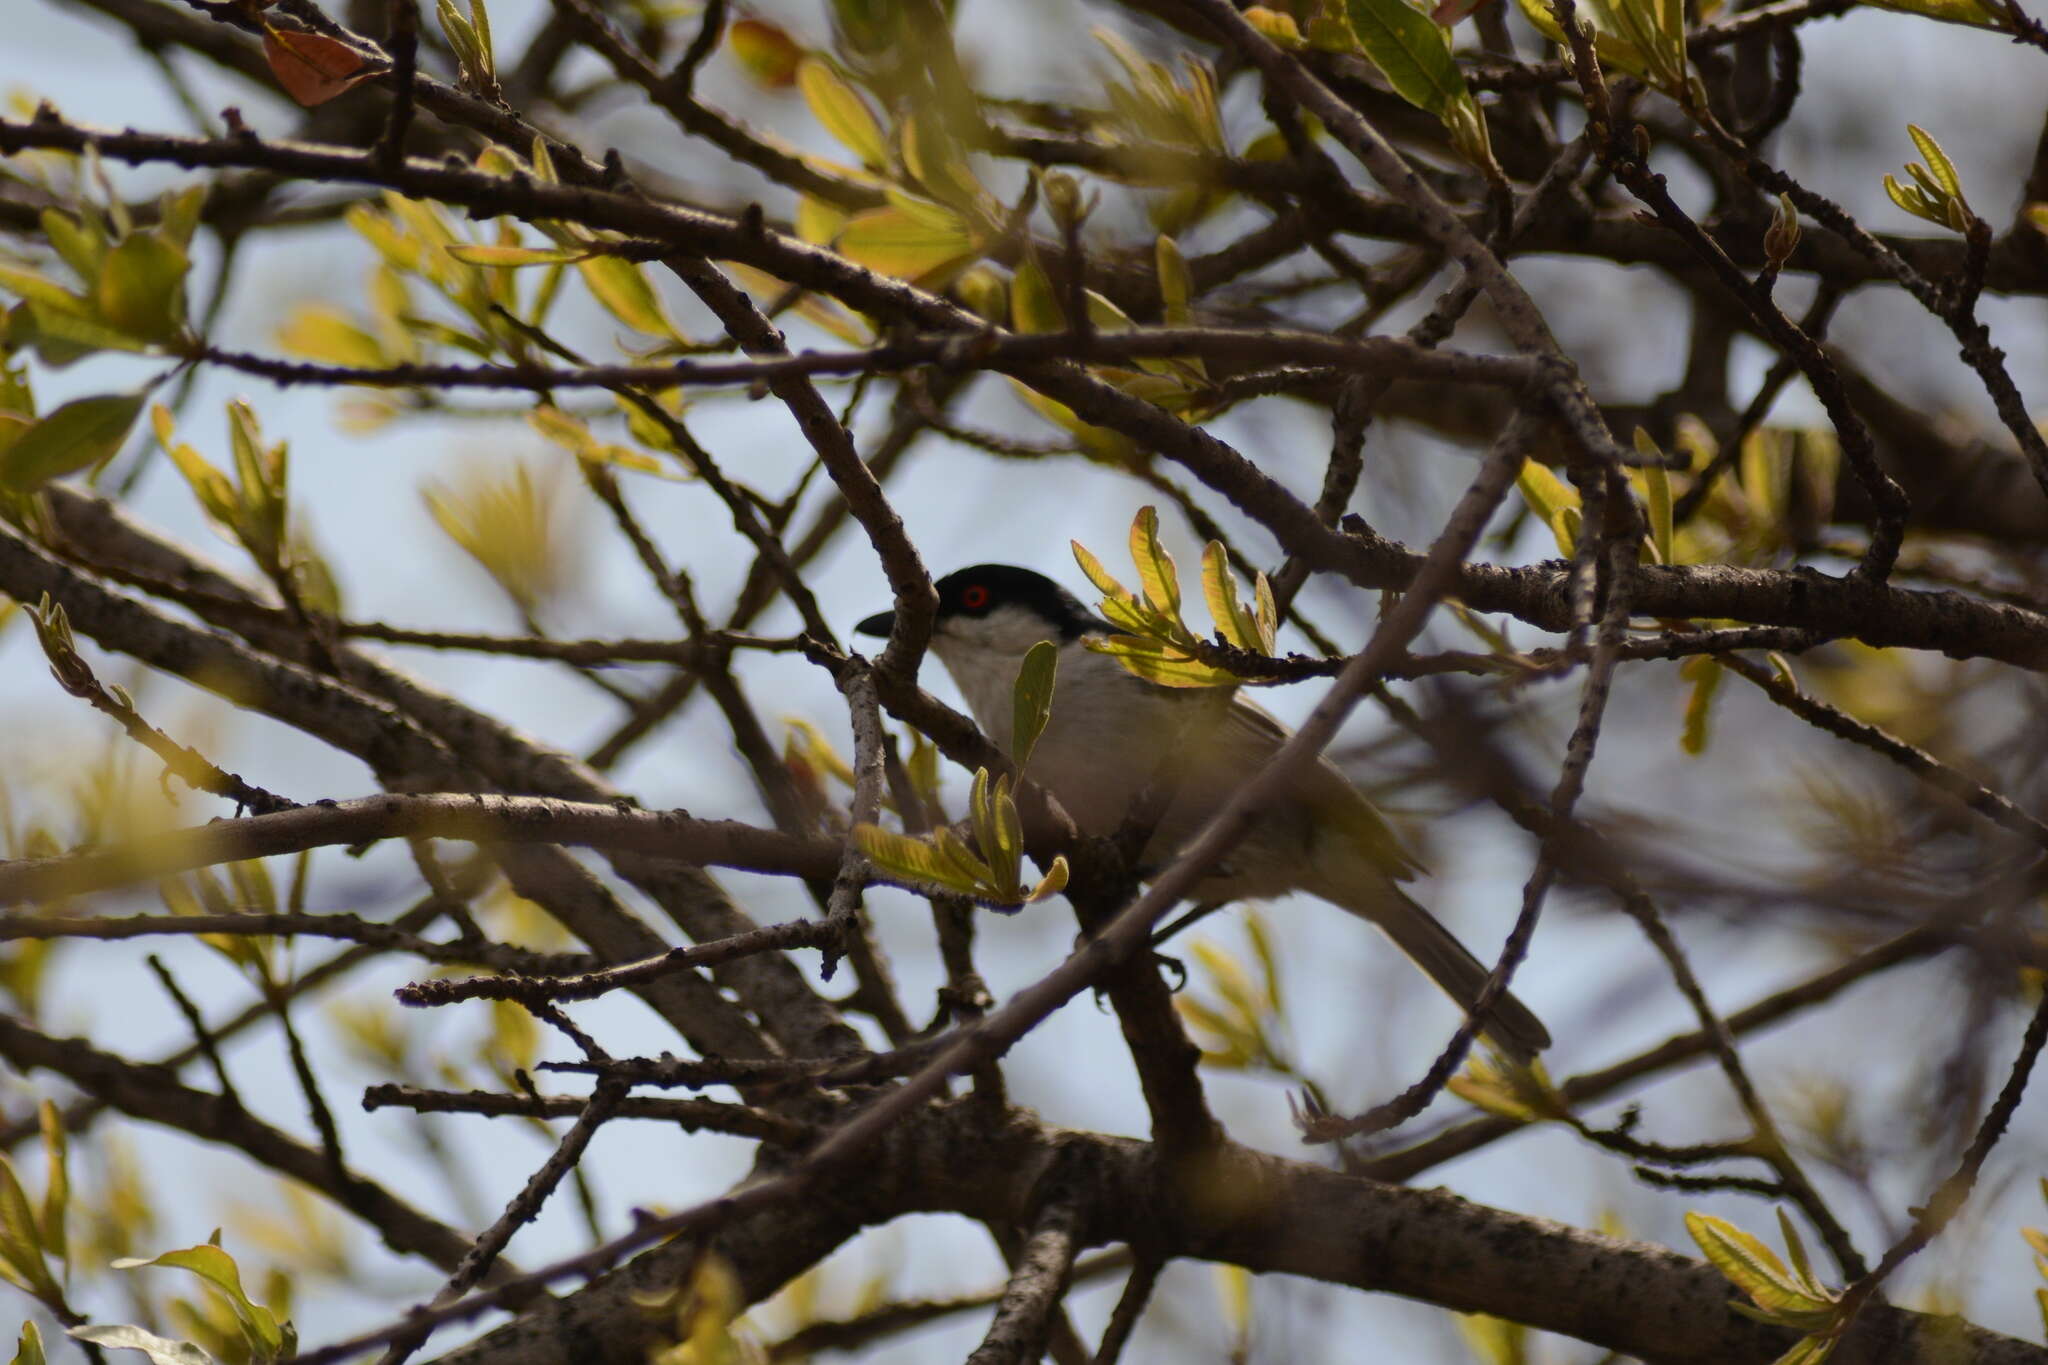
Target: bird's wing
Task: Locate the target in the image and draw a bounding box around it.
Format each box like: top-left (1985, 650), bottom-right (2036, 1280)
top-left (1216, 691), bottom-right (1427, 882)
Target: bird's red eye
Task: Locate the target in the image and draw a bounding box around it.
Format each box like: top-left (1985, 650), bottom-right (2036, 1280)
top-left (960, 584), bottom-right (991, 610)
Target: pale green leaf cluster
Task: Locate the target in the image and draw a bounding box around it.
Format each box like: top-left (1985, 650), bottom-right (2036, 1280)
top-left (1513, 0), bottom-right (1697, 90)
top-left (1003, 246), bottom-right (1214, 435)
top-left (1173, 914), bottom-right (1305, 1073)
top-left (420, 457), bottom-right (582, 621)
top-left (107, 1240), bottom-right (296, 1363)
top-left (1685, 1210), bottom-right (1844, 1364)
top-left (1512, 425), bottom-right (1828, 758)
top-left (158, 857), bottom-right (287, 983)
top-left (1095, 30), bottom-right (1235, 232)
top-left (0, 185), bottom-right (199, 366)
top-left (1098, 29), bottom-right (1225, 155)
top-left (435, 0), bottom-right (498, 99)
top-left (1071, 506), bottom-right (1278, 689)
top-left (152, 403), bottom-right (341, 615)
top-left (855, 769), bottom-right (1069, 907)
top-left (794, 58), bottom-right (995, 286)
top-left (1884, 125), bottom-right (1973, 232)
top-left (1446, 1051), bottom-right (1568, 1122)
top-left (59, 1233), bottom-right (298, 1365)
top-left (0, 191), bottom-right (203, 490)
top-left (1583, 0), bottom-right (1696, 97)
top-left (853, 654), bottom-right (1067, 907)
top-left (281, 146), bottom-right (702, 385)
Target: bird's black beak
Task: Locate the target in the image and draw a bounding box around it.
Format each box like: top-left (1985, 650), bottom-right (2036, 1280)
top-left (854, 609), bottom-right (894, 637)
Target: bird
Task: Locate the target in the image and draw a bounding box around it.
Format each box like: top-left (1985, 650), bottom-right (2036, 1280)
top-left (855, 564), bottom-right (1551, 1062)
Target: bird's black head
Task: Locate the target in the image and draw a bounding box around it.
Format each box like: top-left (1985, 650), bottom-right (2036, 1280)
top-left (854, 565), bottom-right (1102, 640)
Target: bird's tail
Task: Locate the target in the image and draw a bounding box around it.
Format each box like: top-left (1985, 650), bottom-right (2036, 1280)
top-left (1319, 874), bottom-right (1552, 1064)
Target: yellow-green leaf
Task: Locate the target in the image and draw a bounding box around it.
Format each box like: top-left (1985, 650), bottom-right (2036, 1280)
top-left (1128, 506), bottom-right (1181, 620)
top-left (1458, 1313), bottom-right (1530, 1365)
top-left (9, 298), bottom-right (151, 365)
top-left (1516, 458), bottom-right (1580, 556)
top-left (1071, 539), bottom-right (1128, 601)
top-left (1200, 541), bottom-right (1256, 651)
top-left (1344, 0), bottom-right (1467, 117)
top-left (1, 391), bottom-right (144, 491)
top-left (931, 823), bottom-right (995, 888)
top-left (1012, 640), bottom-right (1059, 769)
top-left (728, 17), bottom-right (804, 87)
top-left (795, 195), bottom-right (849, 247)
top-left (276, 305), bottom-right (386, 369)
top-left (35, 1104), bottom-right (64, 1272)
top-left (1010, 259), bottom-right (1065, 335)
top-left (447, 243), bottom-right (589, 267)
top-left (40, 210), bottom-right (105, 282)
top-left (968, 765), bottom-right (996, 850)
top-left (1252, 572), bottom-right (1278, 653)
top-left (1447, 1069), bottom-right (1545, 1123)
top-left (1688, 1211), bottom-right (1793, 1300)
top-left (0, 265), bottom-right (88, 316)
top-left (577, 256), bottom-right (677, 338)
top-left (1156, 235), bottom-right (1193, 324)
top-left (95, 233), bottom-right (189, 343)
top-left (1022, 855), bottom-right (1069, 903)
top-left (153, 405), bottom-right (239, 533)
top-left (1860, 0), bottom-right (2003, 22)
top-left (1686, 1212), bottom-right (1835, 1318)
top-left (0, 1156), bottom-right (56, 1303)
top-left (1679, 655), bottom-right (1722, 755)
top-left (835, 204), bottom-right (980, 284)
top-left (9, 1320), bottom-right (44, 1365)
top-left (157, 186), bottom-right (206, 253)
top-left (1773, 1333), bottom-right (1840, 1365)
top-left (1908, 125), bottom-right (1961, 197)
top-left (466, 0), bottom-right (495, 77)
top-left (112, 1243), bottom-right (285, 1357)
top-left (436, 0), bottom-right (484, 84)
top-left (0, 412), bottom-right (30, 462)
top-left (798, 58), bottom-right (889, 170)
top-left (1633, 428), bottom-right (1675, 564)
top-left (1096, 592), bottom-right (1156, 638)
top-left (1775, 1208), bottom-right (1827, 1301)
